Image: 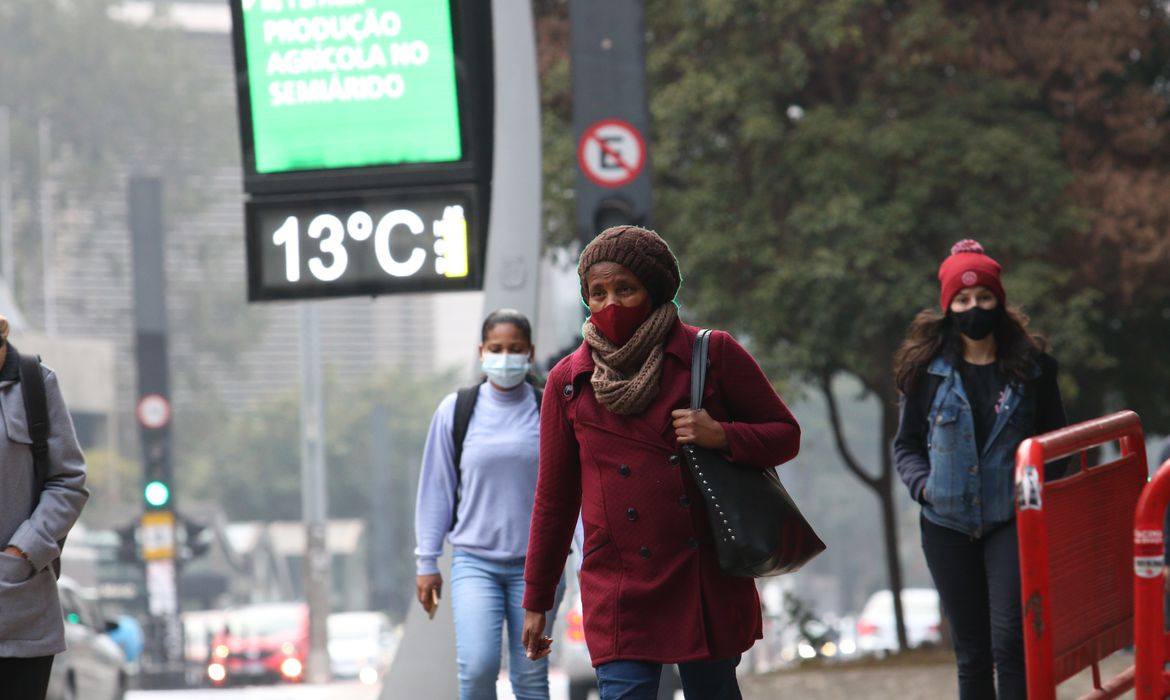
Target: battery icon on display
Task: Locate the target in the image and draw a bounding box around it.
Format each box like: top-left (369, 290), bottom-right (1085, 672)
top-left (433, 206), bottom-right (469, 278)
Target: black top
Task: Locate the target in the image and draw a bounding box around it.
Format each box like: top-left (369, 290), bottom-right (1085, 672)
top-left (959, 360), bottom-right (1005, 454)
top-left (894, 352), bottom-right (1068, 504)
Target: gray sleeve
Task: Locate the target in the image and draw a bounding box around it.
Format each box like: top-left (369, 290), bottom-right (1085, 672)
top-left (10, 369), bottom-right (89, 571)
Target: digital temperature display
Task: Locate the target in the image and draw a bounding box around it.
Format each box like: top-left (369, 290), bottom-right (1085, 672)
top-left (245, 188), bottom-right (480, 301)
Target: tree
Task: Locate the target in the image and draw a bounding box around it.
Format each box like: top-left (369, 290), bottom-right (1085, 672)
top-left (536, 0), bottom-right (1170, 643)
top-left (641, 0), bottom-right (1170, 645)
top-left (960, 1), bottom-right (1170, 427)
top-left (2, 0), bottom-right (249, 473)
top-left (1, 0), bottom-right (230, 304)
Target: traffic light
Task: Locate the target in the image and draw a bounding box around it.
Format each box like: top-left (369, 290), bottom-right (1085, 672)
top-left (141, 430), bottom-right (172, 510)
top-left (181, 517), bottom-right (212, 560)
top-left (593, 196), bottom-right (642, 233)
top-left (144, 480), bottom-right (170, 508)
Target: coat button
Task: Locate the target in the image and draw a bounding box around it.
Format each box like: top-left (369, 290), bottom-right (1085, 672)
top-left (687, 538), bottom-right (699, 549)
top-left (679, 495), bottom-right (691, 507)
top-left (626, 507), bottom-right (638, 521)
top-left (639, 546), bottom-right (651, 559)
top-left (619, 465), bottom-right (631, 477)
top-left (668, 455), bottom-right (680, 466)
top-left (562, 384), bottom-right (573, 397)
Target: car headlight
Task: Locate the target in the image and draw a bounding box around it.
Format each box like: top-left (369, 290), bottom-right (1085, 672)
top-left (280, 656), bottom-right (303, 680)
top-left (359, 666), bottom-right (379, 685)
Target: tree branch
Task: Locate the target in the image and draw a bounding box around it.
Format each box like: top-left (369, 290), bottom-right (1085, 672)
top-left (820, 372), bottom-right (880, 491)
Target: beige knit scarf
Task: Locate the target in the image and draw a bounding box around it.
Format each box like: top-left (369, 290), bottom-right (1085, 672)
top-left (583, 303), bottom-right (678, 416)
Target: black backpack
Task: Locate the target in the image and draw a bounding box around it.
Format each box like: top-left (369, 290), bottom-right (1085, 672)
top-left (449, 381), bottom-right (542, 528)
top-left (13, 345), bottom-right (63, 579)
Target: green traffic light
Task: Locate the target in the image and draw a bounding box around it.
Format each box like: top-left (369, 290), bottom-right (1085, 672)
top-left (144, 480), bottom-right (170, 508)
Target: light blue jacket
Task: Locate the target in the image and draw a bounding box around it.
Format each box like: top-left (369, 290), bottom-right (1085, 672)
top-left (920, 356), bottom-right (1037, 537)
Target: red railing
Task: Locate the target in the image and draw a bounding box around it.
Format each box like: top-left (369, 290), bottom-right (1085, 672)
top-left (1015, 410), bottom-right (1149, 700)
top-left (1135, 457), bottom-right (1170, 700)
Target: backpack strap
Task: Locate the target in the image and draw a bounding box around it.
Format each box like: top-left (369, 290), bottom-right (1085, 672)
top-left (449, 384), bottom-right (482, 529)
top-left (16, 348), bottom-right (49, 487)
top-left (14, 345), bottom-right (62, 578)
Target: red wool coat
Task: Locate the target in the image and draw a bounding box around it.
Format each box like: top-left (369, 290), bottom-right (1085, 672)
top-left (522, 321), bottom-right (800, 665)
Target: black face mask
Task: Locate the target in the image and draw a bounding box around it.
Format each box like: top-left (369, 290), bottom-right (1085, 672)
top-left (952, 306), bottom-right (1001, 340)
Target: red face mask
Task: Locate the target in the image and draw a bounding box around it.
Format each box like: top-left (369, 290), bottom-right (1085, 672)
top-left (589, 299), bottom-right (652, 346)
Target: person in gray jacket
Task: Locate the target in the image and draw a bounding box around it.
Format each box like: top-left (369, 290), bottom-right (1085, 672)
top-left (0, 318), bottom-right (89, 699)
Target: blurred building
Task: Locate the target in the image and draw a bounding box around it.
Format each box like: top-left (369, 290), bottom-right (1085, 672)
top-left (29, 0), bottom-right (581, 461)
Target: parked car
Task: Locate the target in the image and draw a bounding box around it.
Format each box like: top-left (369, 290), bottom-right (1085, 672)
top-left (855, 588), bottom-right (941, 654)
top-left (327, 611), bottom-right (397, 684)
top-left (47, 576), bottom-right (128, 700)
top-left (181, 609), bottom-right (226, 687)
top-left (206, 602), bottom-right (309, 686)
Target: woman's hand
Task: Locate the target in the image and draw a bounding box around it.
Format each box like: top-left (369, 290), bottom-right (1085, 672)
top-left (671, 408), bottom-right (729, 450)
top-left (416, 574), bottom-right (442, 615)
top-left (522, 610), bottom-right (552, 660)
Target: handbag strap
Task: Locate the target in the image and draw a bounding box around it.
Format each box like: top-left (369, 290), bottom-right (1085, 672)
top-left (690, 329), bottom-right (712, 410)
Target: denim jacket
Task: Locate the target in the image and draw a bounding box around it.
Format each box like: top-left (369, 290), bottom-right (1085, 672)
top-left (919, 356), bottom-right (1039, 537)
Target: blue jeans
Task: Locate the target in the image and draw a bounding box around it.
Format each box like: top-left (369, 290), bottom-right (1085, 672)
top-left (922, 515), bottom-right (1025, 700)
top-left (451, 551), bottom-right (565, 700)
top-left (596, 655), bottom-right (742, 700)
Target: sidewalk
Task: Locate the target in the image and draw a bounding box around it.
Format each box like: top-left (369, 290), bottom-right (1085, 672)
top-left (739, 648), bottom-right (1136, 700)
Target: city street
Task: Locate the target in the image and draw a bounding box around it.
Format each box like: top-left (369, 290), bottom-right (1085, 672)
top-left (128, 681), bottom-right (382, 700)
top-left (124, 650), bottom-right (1137, 699)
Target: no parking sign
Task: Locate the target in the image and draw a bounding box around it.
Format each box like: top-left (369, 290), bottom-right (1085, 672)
top-left (137, 393), bottom-right (171, 430)
top-left (578, 119), bottom-right (646, 189)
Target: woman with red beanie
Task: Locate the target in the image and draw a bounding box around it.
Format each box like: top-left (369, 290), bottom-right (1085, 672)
top-left (519, 225), bottom-right (800, 699)
top-left (894, 240), bottom-right (1068, 699)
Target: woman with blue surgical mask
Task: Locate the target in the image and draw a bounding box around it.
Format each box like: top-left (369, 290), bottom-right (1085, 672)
top-left (414, 308), bottom-right (565, 700)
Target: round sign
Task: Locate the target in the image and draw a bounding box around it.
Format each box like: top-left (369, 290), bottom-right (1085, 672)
top-left (578, 119), bottom-right (647, 189)
top-left (137, 394), bottom-right (172, 430)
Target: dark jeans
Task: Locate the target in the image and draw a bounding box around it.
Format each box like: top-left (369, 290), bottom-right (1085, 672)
top-left (921, 515), bottom-right (1025, 700)
top-left (596, 655), bottom-right (741, 700)
top-left (0, 655), bottom-right (54, 700)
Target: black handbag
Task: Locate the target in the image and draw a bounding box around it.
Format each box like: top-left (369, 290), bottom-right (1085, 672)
top-left (680, 329), bottom-right (826, 577)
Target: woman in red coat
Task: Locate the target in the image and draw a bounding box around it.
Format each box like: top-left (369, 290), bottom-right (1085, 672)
top-left (521, 226), bottom-right (800, 699)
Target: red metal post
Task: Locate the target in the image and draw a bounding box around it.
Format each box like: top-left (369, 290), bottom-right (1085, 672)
top-left (1017, 436), bottom-right (1057, 700)
top-left (1134, 458), bottom-right (1170, 700)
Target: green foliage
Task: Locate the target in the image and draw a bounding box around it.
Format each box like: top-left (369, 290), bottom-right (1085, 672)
top-left (178, 367), bottom-right (454, 523)
top-left (0, 0), bottom-right (229, 178)
top-left (78, 449), bottom-right (141, 530)
top-left (647, 0), bottom-right (1093, 398)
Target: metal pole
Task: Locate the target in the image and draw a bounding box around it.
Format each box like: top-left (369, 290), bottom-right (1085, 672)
top-left (299, 302), bottom-right (330, 684)
top-left (0, 107), bottom-right (14, 290)
top-left (38, 118), bottom-right (56, 335)
top-left (480, 0), bottom-right (542, 323)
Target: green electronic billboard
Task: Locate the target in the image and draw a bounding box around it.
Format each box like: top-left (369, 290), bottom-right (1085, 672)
top-left (238, 0), bottom-right (463, 173)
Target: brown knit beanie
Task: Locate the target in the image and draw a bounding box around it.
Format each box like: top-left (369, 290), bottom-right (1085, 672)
top-left (578, 226), bottom-right (681, 306)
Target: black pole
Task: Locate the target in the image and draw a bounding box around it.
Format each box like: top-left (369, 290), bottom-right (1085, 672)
top-left (129, 175), bottom-right (182, 687)
top-left (570, 0), bottom-right (653, 248)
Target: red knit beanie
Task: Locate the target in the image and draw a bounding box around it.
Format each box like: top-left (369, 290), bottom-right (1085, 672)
top-left (937, 239), bottom-right (1005, 310)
